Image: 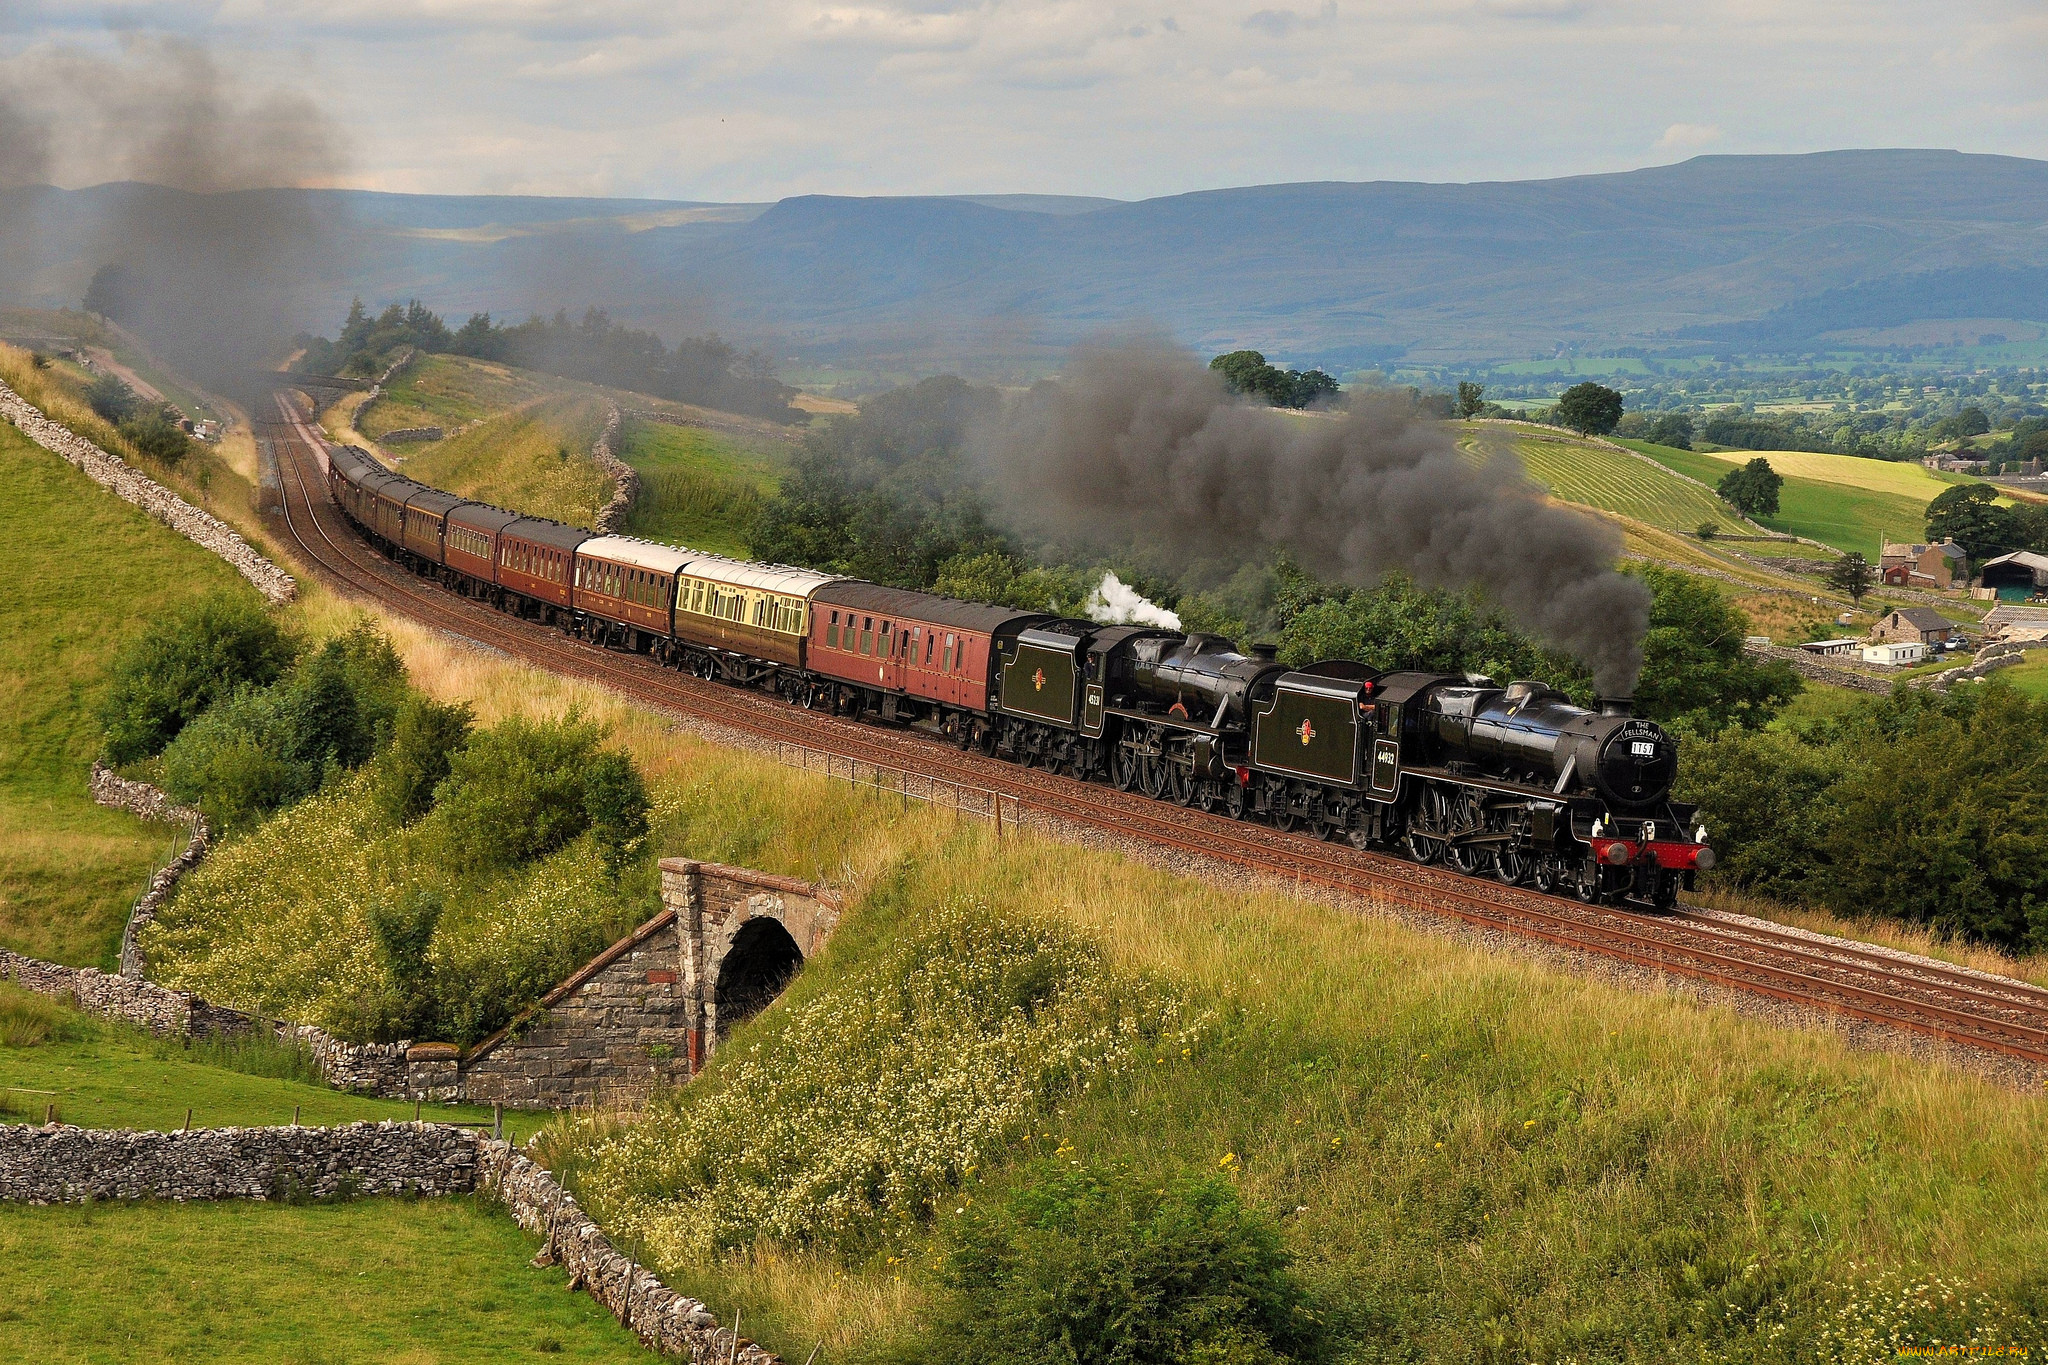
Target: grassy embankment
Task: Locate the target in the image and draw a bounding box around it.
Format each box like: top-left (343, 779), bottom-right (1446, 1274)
top-left (0, 1197), bottom-right (647, 1363)
top-left (615, 416), bottom-right (784, 557)
top-left (400, 393), bottom-right (615, 529)
top-left (331, 352), bottom-right (793, 551)
top-left (0, 422), bottom-right (254, 969)
top-left (146, 588), bottom-right (2048, 1362)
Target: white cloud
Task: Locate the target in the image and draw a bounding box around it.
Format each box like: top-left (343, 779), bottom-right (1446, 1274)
top-left (1656, 122), bottom-right (1724, 152)
top-left (1, 2), bottom-right (2043, 199)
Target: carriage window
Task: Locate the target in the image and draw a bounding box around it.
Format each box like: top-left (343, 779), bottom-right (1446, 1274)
top-left (924, 630), bottom-right (933, 664)
top-left (827, 610), bottom-right (840, 648)
top-left (860, 618), bottom-right (873, 655)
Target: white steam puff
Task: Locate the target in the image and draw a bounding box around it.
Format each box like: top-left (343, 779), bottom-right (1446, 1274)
top-left (1083, 572), bottom-right (1183, 629)
top-left (977, 338), bottom-right (1652, 695)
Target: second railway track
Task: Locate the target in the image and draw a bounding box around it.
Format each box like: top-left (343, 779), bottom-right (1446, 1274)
top-left (262, 401), bottom-right (2048, 1076)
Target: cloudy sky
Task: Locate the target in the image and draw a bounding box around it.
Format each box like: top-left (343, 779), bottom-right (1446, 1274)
top-left (3, 1), bottom-right (2044, 202)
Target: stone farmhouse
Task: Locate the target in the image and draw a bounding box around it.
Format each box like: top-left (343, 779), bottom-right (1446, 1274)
top-left (1869, 606), bottom-right (1954, 647)
top-left (1879, 538), bottom-right (1966, 590)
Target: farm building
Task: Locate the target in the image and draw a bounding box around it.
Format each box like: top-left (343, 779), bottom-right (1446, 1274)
top-left (1879, 539), bottom-right (1966, 589)
top-left (1862, 641), bottom-right (1927, 666)
top-left (1799, 638), bottom-right (1863, 656)
top-left (1868, 607), bottom-right (1953, 646)
top-left (1979, 550), bottom-right (2048, 603)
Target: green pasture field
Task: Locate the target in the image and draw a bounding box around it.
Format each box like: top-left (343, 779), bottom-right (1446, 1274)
top-left (616, 417), bottom-right (785, 557)
top-left (0, 1197), bottom-right (646, 1363)
top-left (403, 393), bottom-right (614, 530)
top-left (1625, 440), bottom-right (1953, 556)
top-left (0, 988), bottom-right (548, 1139)
top-left (1999, 654), bottom-right (2048, 699)
top-left (1459, 421), bottom-right (1741, 535)
top-left (0, 426), bottom-right (255, 969)
top-left (357, 353), bottom-right (557, 439)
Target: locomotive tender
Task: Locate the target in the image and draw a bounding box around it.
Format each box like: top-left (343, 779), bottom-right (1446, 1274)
top-left (325, 443), bottom-right (1710, 909)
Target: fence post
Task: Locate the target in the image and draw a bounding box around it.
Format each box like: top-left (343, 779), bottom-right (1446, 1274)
top-left (494, 1103), bottom-right (504, 1141)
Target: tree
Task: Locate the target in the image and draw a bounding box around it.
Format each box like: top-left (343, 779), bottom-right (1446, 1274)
top-left (1824, 552), bottom-right (1875, 604)
top-left (1628, 565), bottom-right (1800, 735)
top-left (1925, 483), bottom-right (2017, 563)
top-left (1455, 381), bottom-right (1485, 420)
top-left (1554, 382), bottom-right (1624, 436)
top-left (1697, 522), bottom-right (1719, 540)
top-left (1208, 350), bottom-right (1339, 409)
top-left (1717, 457), bottom-right (1783, 518)
top-left (1646, 411), bottom-right (1695, 449)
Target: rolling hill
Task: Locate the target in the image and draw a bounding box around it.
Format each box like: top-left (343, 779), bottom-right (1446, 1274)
top-left (6, 151), bottom-right (2048, 377)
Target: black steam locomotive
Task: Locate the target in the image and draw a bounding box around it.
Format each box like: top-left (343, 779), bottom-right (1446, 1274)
top-left (990, 626), bottom-right (1709, 909)
top-left (324, 438), bottom-right (1710, 910)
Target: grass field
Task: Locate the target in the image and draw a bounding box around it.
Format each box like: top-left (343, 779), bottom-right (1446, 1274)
top-left (1623, 440), bottom-right (1949, 557)
top-left (2000, 653), bottom-right (2048, 699)
top-left (0, 987), bottom-right (552, 1138)
top-left (358, 354), bottom-right (557, 441)
top-left (616, 417), bottom-right (784, 556)
top-left (1460, 422), bottom-right (1746, 536)
top-left (0, 1197), bottom-right (647, 1363)
top-left (403, 393), bottom-right (615, 529)
top-left (0, 424), bottom-right (256, 969)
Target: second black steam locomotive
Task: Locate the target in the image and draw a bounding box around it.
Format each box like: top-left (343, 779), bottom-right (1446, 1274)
top-left (993, 626), bottom-right (1710, 909)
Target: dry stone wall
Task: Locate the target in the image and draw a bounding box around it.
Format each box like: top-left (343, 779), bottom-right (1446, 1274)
top-left (589, 401), bottom-right (639, 533)
top-left (0, 1120), bottom-right (478, 1204)
top-left (0, 378), bottom-right (296, 603)
top-left (91, 764), bottom-right (209, 978)
top-left (480, 1140), bottom-right (782, 1363)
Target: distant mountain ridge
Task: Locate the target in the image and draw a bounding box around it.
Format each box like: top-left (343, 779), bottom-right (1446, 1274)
top-left (3, 150), bottom-right (2044, 374)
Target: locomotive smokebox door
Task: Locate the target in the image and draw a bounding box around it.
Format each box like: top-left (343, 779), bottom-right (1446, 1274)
top-left (1252, 675), bottom-right (1364, 785)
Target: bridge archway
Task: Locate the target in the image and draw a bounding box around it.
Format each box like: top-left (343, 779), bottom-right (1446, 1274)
top-left (713, 917), bottom-right (804, 1041)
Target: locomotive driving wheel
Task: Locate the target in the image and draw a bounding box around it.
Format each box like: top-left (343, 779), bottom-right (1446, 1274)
top-left (1112, 744), bottom-right (1140, 791)
top-left (1404, 786), bottom-right (1450, 863)
top-left (1442, 791), bottom-right (1492, 877)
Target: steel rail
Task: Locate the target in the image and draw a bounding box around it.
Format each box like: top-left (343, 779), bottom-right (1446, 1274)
top-left (263, 405), bottom-right (2048, 1068)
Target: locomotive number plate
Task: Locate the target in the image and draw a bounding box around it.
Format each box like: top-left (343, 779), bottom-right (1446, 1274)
top-left (1630, 741), bottom-right (1656, 757)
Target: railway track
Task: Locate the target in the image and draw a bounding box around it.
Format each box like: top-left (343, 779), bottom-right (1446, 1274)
top-left (263, 402), bottom-right (2048, 1074)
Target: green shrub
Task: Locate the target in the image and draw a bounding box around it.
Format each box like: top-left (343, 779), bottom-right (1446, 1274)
top-left (913, 1163), bottom-right (1325, 1365)
top-left (157, 621), bottom-right (409, 834)
top-left (1682, 682), bottom-right (2048, 951)
top-left (426, 712), bottom-right (648, 874)
top-left (372, 696), bottom-right (475, 826)
top-left (119, 411), bottom-right (192, 467)
top-left (84, 372), bottom-right (139, 423)
top-left (98, 593), bottom-right (298, 764)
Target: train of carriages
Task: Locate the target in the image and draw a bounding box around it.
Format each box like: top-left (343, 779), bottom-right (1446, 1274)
top-left (327, 443), bottom-right (1713, 909)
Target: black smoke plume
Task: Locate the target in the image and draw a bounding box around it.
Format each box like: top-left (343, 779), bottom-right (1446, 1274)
top-left (3, 35), bottom-right (351, 391)
top-left (977, 339), bottom-right (1653, 694)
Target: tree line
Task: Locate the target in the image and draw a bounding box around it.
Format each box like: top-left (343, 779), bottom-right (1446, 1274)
top-left (294, 300), bottom-right (802, 423)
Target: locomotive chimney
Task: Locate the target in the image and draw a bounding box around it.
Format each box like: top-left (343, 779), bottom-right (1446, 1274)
top-left (1250, 642), bottom-right (1279, 661)
top-left (1597, 696), bottom-right (1635, 717)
